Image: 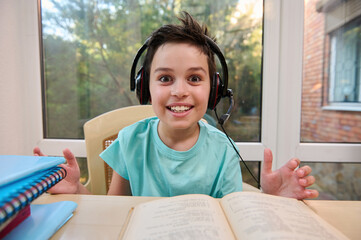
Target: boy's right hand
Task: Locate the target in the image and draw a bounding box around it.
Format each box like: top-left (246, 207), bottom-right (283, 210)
top-left (33, 147), bottom-right (83, 194)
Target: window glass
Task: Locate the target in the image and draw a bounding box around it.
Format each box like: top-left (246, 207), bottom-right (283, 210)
top-left (40, 0), bottom-right (263, 142)
top-left (300, 162), bottom-right (361, 200)
top-left (240, 161), bottom-right (260, 188)
top-left (78, 157), bottom-right (88, 184)
top-left (301, 0), bottom-right (361, 143)
top-left (329, 18), bottom-right (361, 103)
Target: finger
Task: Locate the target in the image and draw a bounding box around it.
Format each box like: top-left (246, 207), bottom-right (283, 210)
top-left (33, 147), bottom-right (46, 156)
top-left (262, 148), bottom-right (273, 174)
top-left (299, 175), bottom-right (316, 187)
top-left (285, 158), bottom-right (300, 171)
top-left (305, 189), bottom-right (319, 199)
top-left (297, 165), bottom-right (312, 177)
top-left (57, 163), bottom-right (68, 170)
top-left (62, 148), bottom-right (78, 167)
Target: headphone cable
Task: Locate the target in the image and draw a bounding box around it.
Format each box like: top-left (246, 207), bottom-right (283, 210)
top-left (214, 109), bottom-right (260, 187)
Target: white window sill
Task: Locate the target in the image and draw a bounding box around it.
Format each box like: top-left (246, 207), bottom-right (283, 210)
top-left (322, 104), bottom-right (361, 112)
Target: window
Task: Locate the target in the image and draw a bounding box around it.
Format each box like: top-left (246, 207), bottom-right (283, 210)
top-left (33, 0), bottom-right (361, 199)
top-left (40, 0), bottom-right (263, 142)
top-left (39, 0), bottom-right (264, 187)
top-left (329, 17), bottom-right (361, 105)
top-left (301, 0), bottom-right (361, 200)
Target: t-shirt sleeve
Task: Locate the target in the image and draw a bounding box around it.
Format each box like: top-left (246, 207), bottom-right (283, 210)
top-left (99, 132), bottom-right (129, 180)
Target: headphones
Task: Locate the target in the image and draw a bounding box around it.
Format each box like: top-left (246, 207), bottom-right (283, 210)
top-left (130, 35), bottom-right (233, 113)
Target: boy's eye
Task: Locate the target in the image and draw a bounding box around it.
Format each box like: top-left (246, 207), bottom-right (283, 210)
top-left (188, 75), bottom-right (201, 82)
top-left (159, 75), bottom-right (172, 83)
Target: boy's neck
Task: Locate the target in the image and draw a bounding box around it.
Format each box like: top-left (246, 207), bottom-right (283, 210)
top-left (157, 122), bottom-right (200, 151)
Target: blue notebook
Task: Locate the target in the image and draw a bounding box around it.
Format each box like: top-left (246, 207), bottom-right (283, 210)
top-left (3, 201), bottom-right (78, 240)
top-left (0, 156), bottom-right (66, 225)
top-left (0, 156), bottom-right (65, 186)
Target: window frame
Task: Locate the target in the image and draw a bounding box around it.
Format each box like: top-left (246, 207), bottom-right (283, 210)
top-left (277, 0), bottom-right (361, 166)
top-left (25, 0), bottom-right (360, 168)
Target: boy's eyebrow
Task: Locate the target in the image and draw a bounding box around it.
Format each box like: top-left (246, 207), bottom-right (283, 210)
top-left (153, 67), bottom-right (207, 74)
top-left (188, 67), bottom-right (207, 74)
top-left (153, 67), bottom-right (173, 73)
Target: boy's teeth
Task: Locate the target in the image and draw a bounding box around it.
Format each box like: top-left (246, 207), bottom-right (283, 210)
top-left (170, 106), bottom-right (190, 112)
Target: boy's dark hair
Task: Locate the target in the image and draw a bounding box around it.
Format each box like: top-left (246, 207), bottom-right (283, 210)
top-left (143, 11), bottom-right (217, 82)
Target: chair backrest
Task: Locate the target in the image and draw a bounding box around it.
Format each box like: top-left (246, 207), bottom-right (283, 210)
top-left (83, 105), bottom-right (156, 195)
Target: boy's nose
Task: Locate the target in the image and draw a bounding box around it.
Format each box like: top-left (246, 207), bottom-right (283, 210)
top-left (171, 79), bottom-right (189, 97)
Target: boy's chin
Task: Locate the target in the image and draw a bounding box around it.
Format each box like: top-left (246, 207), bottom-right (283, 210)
top-left (160, 119), bottom-right (200, 131)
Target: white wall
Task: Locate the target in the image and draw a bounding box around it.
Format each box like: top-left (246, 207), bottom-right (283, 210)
top-left (0, 0), bottom-right (42, 155)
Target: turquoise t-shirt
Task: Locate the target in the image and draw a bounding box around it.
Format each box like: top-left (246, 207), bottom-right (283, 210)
top-left (100, 117), bottom-right (242, 198)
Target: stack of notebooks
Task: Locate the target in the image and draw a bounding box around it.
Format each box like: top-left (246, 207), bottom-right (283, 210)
top-left (0, 155), bottom-right (78, 239)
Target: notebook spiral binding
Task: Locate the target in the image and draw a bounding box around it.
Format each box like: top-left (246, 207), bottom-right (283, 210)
top-left (0, 167), bottom-right (67, 225)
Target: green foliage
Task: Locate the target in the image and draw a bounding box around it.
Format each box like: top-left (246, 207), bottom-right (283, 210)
top-left (41, 0), bottom-right (263, 141)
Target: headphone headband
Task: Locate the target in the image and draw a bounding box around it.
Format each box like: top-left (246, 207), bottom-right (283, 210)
top-left (204, 35), bottom-right (228, 97)
top-left (130, 37), bottom-right (150, 91)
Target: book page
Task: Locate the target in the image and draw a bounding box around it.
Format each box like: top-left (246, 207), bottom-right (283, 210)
top-left (121, 194), bottom-right (235, 240)
top-left (220, 192), bottom-right (349, 240)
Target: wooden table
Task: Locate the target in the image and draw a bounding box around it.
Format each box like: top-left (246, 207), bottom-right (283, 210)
top-left (33, 194), bottom-right (361, 240)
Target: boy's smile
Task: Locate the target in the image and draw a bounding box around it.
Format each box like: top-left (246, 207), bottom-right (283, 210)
top-left (149, 42), bottom-right (210, 145)
top-left (167, 105), bottom-right (192, 113)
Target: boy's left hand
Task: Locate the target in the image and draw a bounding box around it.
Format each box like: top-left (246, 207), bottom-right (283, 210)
top-left (260, 148), bottom-right (319, 200)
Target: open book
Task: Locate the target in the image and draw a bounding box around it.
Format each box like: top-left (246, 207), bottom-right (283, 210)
top-left (120, 191), bottom-right (348, 240)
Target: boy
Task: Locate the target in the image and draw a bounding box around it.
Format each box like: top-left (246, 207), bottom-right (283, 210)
top-left (34, 12), bottom-right (318, 200)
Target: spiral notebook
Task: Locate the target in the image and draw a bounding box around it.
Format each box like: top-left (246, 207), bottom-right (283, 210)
top-left (0, 155), bottom-right (66, 226)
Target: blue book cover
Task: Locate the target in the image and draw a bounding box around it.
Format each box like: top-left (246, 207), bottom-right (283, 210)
top-left (0, 156), bottom-right (65, 187)
top-left (3, 201), bottom-right (78, 240)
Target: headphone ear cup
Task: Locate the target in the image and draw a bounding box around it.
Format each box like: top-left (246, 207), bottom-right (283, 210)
top-left (135, 67), bottom-right (150, 104)
top-left (208, 72), bottom-right (223, 110)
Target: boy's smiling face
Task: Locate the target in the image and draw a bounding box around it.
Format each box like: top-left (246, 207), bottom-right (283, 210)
top-left (149, 42), bottom-right (210, 133)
